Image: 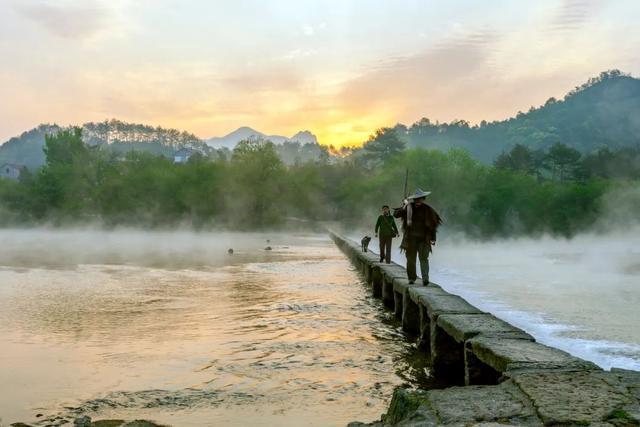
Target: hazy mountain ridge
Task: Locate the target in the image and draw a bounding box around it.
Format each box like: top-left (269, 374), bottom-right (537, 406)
top-left (205, 127), bottom-right (318, 149)
top-left (0, 120), bottom-right (211, 169)
top-left (2, 71), bottom-right (638, 169)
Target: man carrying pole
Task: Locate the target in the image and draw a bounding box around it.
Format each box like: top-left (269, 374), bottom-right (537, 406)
top-left (394, 188), bottom-right (442, 285)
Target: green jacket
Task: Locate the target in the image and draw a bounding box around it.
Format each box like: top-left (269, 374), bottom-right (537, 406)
top-left (375, 214), bottom-right (399, 237)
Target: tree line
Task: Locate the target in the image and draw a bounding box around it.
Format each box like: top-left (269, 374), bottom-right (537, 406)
top-left (1, 126), bottom-right (638, 237)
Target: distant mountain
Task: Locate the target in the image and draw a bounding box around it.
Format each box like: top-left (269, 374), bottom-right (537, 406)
top-left (0, 119), bottom-right (211, 169)
top-left (399, 70), bottom-right (640, 163)
top-left (205, 127), bottom-right (318, 149)
top-left (290, 130), bottom-right (318, 145)
top-left (0, 124), bottom-right (62, 169)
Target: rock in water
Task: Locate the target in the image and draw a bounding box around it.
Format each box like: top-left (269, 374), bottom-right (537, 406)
top-left (73, 416), bottom-right (92, 427)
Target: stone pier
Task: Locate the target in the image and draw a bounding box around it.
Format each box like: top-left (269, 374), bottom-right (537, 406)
top-left (331, 232), bottom-right (640, 426)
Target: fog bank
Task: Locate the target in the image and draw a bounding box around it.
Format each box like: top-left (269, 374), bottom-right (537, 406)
top-left (373, 227), bottom-right (640, 370)
top-left (0, 228), bottom-right (300, 269)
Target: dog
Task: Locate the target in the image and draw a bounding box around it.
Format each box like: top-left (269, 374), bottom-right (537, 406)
top-left (361, 235), bottom-right (371, 252)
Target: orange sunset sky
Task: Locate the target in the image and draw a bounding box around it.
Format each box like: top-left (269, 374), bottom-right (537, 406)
top-left (1, 0), bottom-right (639, 147)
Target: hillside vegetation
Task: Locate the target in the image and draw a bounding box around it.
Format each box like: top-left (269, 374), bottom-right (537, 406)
top-left (1, 71), bottom-right (639, 236)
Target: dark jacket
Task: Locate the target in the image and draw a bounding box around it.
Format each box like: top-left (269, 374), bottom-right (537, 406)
top-left (394, 203), bottom-right (442, 251)
top-left (375, 214), bottom-right (399, 237)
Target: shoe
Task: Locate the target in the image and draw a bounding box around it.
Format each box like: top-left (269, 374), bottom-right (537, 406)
top-left (408, 280), bottom-right (415, 284)
top-left (422, 281), bottom-right (429, 286)
top-left (379, 258), bottom-right (384, 263)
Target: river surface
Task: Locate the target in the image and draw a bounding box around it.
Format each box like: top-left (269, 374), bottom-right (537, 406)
top-left (2, 229), bottom-right (639, 426)
top-left (369, 229), bottom-right (640, 371)
top-left (0, 230), bottom-right (430, 427)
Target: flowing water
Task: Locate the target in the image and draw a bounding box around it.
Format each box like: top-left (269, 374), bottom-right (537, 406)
top-left (374, 229), bottom-right (640, 371)
top-left (0, 230), bottom-right (430, 427)
top-left (2, 228), bottom-right (639, 426)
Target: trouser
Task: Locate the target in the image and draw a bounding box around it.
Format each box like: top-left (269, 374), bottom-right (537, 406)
top-left (379, 235), bottom-right (392, 263)
top-left (406, 237), bottom-right (430, 284)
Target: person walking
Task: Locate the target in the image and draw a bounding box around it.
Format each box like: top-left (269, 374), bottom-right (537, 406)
top-left (394, 189), bottom-right (442, 285)
top-left (375, 205), bottom-right (399, 264)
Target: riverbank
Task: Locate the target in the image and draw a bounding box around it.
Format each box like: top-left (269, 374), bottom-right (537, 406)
top-left (331, 232), bottom-right (640, 426)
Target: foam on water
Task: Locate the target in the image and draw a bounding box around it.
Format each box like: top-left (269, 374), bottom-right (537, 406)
top-left (355, 231), bottom-right (640, 371)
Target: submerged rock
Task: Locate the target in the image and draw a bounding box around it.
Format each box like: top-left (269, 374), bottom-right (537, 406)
top-left (74, 415), bottom-right (92, 427)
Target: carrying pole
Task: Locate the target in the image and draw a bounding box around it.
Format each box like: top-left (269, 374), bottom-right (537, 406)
top-left (403, 168), bottom-right (409, 200)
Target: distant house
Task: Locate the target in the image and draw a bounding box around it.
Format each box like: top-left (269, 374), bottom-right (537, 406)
top-left (0, 163), bottom-right (26, 181)
top-left (173, 148), bottom-right (194, 164)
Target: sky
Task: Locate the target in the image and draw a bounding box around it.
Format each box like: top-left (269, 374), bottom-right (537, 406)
top-left (0, 0), bottom-right (639, 147)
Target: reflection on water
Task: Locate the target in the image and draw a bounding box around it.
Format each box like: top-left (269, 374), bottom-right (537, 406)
top-left (0, 231), bottom-right (430, 427)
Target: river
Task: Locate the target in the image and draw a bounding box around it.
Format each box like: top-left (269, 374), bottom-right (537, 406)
top-left (371, 229), bottom-right (640, 371)
top-left (0, 230), bottom-right (430, 427)
top-left (1, 228), bottom-right (639, 426)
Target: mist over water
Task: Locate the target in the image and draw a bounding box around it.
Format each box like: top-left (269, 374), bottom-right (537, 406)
top-left (0, 228), bottom-right (288, 269)
top-left (1, 227), bottom-right (639, 425)
top-left (369, 228), bottom-right (640, 370)
top-left (0, 230), bottom-right (428, 426)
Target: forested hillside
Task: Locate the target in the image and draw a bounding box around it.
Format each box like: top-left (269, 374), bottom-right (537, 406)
top-left (398, 70), bottom-right (640, 162)
top-left (0, 120), bottom-right (211, 169)
top-left (2, 71), bottom-right (638, 169)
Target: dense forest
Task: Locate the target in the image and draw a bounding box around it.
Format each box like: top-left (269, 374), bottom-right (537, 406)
top-left (0, 124), bottom-right (638, 237)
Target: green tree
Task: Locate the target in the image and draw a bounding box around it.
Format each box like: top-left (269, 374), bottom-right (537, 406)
top-left (362, 127), bottom-right (406, 164)
top-left (546, 143), bottom-right (582, 180)
top-left (31, 128), bottom-right (98, 221)
top-left (230, 138), bottom-right (286, 228)
top-left (494, 144), bottom-right (535, 174)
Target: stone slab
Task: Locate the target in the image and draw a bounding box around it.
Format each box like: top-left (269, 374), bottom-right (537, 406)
top-left (349, 370), bottom-right (640, 426)
top-left (426, 382), bottom-right (538, 425)
top-left (379, 264), bottom-right (407, 281)
top-left (394, 278), bottom-right (443, 294)
top-left (359, 251), bottom-right (381, 264)
top-left (511, 370), bottom-right (639, 425)
top-left (468, 336), bottom-right (600, 374)
top-left (612, 368), bottom-right (640, 401)
top-left (437, 314), bottom-right (534, 343)
top-left (392, 277), bottom-right (418, 294)
top-left (407, 286), bottom-right (450, 305)
top-left (419, 294), bottom-right (483, 319)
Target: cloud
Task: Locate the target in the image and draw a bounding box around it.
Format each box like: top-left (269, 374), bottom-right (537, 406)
top-left (551, 0), bottom-right (600, 32)
top-left (12, 0), bottom-right (125, 41)
top-left (336, 30), bottom-right (500, 121)
top-left (281, 48), bottom-right (317, 61)
top-left (302, 24), bottom-right (314, 36)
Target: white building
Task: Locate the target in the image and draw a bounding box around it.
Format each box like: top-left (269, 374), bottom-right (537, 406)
top-left (0, 163), bottom-right (26, 181)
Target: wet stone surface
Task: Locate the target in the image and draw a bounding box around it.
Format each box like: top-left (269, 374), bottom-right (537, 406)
top-left (352, 370), bottom-right (640, 426)
top-left (469, 336), bottom-right (600, 373)
top-left (511, 370), bottom-right (638, 425)
top-left (418, 294), bottom-right (482, 319)
top-left (406, 286), bottom-right (448, 305)
top-left (436, 313), bottom-right (534, 343)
